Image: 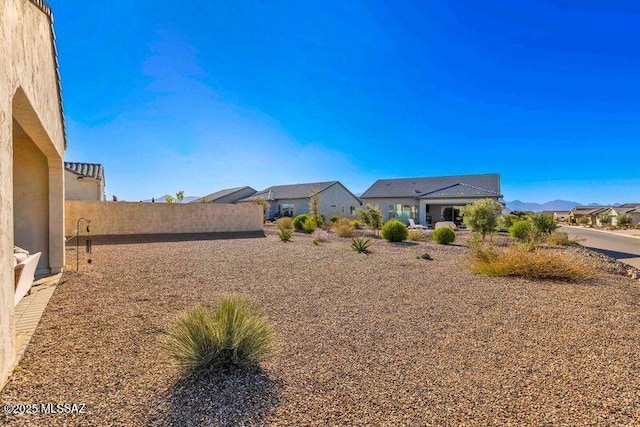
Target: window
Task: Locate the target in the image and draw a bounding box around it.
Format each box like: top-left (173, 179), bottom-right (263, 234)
top-left (350, 206), bottom-right (356, 215)
top-left (388, 205), bottom-right (396, 220)
top-left (281, 203), bottom-right (294, 217)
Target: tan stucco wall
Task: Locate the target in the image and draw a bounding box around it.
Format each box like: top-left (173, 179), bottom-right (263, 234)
top-left (65, 170), bottom-right (104, 201)
top-left (65, 201), bottom-right (263, 236)
top-left (1, 0), bottom-right (66, 386)
top-left (13, 121), bottom-right (49, 273)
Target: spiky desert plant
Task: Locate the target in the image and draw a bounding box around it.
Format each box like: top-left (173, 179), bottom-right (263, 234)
top-left (351, 237), bottom-right (371, 254)
top-left (277, 228), bottom-right (292, 242)
top-left (163, 296), bottom-right (274, 374)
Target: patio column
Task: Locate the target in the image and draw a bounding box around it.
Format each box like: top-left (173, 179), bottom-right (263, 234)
top-left (48, 158), bottom-right (64, 273)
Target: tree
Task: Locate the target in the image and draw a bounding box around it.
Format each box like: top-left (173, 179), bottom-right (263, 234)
top-left (164, 195), bottom-right (175, 203)
top-left (252, 198), bottom-right (269, 223)
top-left (617, 214), bottom-right (632, 229)
top-left (308, 188), bottom-right (323, 225)
top-left (461, 199), bottom-right (502, 241)
top-left (598, 214), bottom-right (612, 227)
top-left (530, 213), bottom-right (557, 237)
top-left (358, 204), bottom-right (382, 235)
top-left (176, 190), bottom-right (184, 203)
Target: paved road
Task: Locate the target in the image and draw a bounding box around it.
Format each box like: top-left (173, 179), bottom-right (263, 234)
top-left (561, 226), bottom-right (640, 268)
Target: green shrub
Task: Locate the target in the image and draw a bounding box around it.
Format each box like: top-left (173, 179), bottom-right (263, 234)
top-left (302, 217), bottom-right (318, 233)
top-left (460, 199), bottom-right (502, 240)
top-left (577, 216), bottom-right (589, 225)
top-left (276, 217), bottom-right (293, 231)
top-left (470, 244), bottom-right (594, 282)
top-left (617, 214), bottom-right (632, 228)
top-left (509, 220), bottom-right (532, 242)
top-left (163, 295), bottom-right (275, 374)
top-left (351, 237), bottom-right (371, 253)
top-left (530, 213), bottom-right (557, 237)
top-left (416, 252), bottom-right (432, 260)
top-left (433, 227), bottom-right (455, 244)
top-left (381, 219), bottom-right (408, 242)
top-left (334, 218), bottom-right (355, 238)
top-left (329, 215), bottom-right (339, 223)
top-left (350, 219), bottom-right (362, 229)
top-left (499, 214), bottom-right (520, 230)
top-left (407, 229), bottom-right (426, 241)
top-left (292, 214), bottom-right (309, 231)
top-left (277, 229), bottom-right (292, 242)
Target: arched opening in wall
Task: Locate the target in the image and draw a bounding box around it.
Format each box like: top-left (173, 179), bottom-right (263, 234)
top-left (12, 87), bottom-right (65, 279)
top-left (12, 119), bottom-right (50, 274)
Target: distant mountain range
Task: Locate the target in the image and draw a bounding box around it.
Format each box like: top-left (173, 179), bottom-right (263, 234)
top-left (505, 199), bottom-right (621, 212)
top-left (141, 195), bottom-right (200, 203)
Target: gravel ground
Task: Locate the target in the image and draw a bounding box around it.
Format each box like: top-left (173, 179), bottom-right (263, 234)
top-left (2, 228), bottom-right (640, 425)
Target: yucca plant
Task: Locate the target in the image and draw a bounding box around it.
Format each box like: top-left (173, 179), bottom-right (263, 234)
top-left (163, 295), bottom-right (275, 374)
top-left (351, 237), bottom-right (371, 254)
top-left (277, 228), bottom-right (292, 242)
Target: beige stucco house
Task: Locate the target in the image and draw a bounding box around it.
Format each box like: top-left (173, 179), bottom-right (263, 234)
top-left (1, 0), bottom-right (66, 386)
top-left (360, 174), bottom-right (502, 227)
top-left (239, 181), bottom-right (362, 220)
top-left (65, 162), bottom-right (105, 201)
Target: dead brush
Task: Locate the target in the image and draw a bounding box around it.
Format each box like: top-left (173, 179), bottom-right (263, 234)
top-left (470, 243), bottom-right (595, 282)
top-left (407, 229), bottom-right (426, 242)
top-left (333, 218), bottom-right (355, 238)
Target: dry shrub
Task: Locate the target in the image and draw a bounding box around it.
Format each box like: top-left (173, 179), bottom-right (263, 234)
top-left (546, 230), bottom-right (582, 246)
top-left (407, 229), bottom-right (426, 242)
top-left (276, 217), bottom-right (293, 231)
top-left (334, 218), bottom-right (355, 238)
top-left (471, 244), bottom-right (595, 282)
top-left (311, 229), bottom-right (330, 242)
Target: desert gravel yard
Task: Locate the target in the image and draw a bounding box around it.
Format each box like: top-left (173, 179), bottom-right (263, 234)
top-left (2, 229), bottom-right (640, 425)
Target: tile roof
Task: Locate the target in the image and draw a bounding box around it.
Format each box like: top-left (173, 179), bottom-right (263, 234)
top-left (27, 0), bottom-right (66, 148)
top-left (361, 174), bottom-right (501, 199)
top-left (190, 186), bottom-right (256, 203)
top-left (64, 162), bottom-right (104, 181)
top-left (570, 206), bottom-right (610, 215)
top-left (240, 181), bottom-right (340, 201)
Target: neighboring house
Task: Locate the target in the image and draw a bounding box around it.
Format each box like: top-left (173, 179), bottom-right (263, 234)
top-left (238, 181), bottom-right (361, 220)
top-left (190, 186), bottom-right (256, 204)
top-left (569, 206), bottom-right (611, 226)
top-left (65, 162), bottom-right (105, 201)
top-left (1, 0), bottom-right (66, 386)
top-left (541, 211), bottom-right (571, 222)
top-left (627, 207), bottom-right (640, 226)
top-left (360, 173), bottom-right (502, 227)
top-left (610, 205), bottom-right (640, 226)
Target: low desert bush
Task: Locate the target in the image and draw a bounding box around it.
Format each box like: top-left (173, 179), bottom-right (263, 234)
top-left (509, 220), bottom-right (532, 242)
top-left (416, 252), bottom-right (432, 260)
top-left (470, 244), bottom-right (594, 282)
top-left (617, 214), bottom-right (632, 229)
top-left (292, 214), bottom-right (309, 231)
top-left (333, 218), bottom-right (355, 238)
top-left (407, 229), bottom-right (426, 242)
top-left (276, 217), bottom-right (293, 231)
top-left (329, 215), bottom-right (340, 223)
top-left (302, 217), bottom-right (318, 233)
top-left (311, 229), bottom-right (329, 242)
top-left (433, 227), bottom-right (456, 244)
top-left (381, 219), bottom-right (408, 242)
top-left (277, 228), bottom-right (292, 242)
top-left (351, 219), bottom-right (362, 229)
top-left (530, 213), bottom-right (557, 237)
top-left (351, 237), bottom-right (371, 253)
top-left (546, 230), bottom-right (581, 246)
top-left (163, 295), bottom-right (275, 374)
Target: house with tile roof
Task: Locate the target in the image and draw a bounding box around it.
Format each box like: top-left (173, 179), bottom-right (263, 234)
top-left (190, 186), bottom-right (256, 204)
top-left (64, 162), bottom-right (106, 201)
top-left (568, 206), bottom-right (611, 226)
top-left (360, 173), bottom-right (502, 227)
top-left (238, 181), bottom-right (361, 220)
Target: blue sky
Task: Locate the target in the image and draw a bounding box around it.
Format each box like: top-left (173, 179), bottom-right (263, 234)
top-left (49, 0), bottom-right (640, 203)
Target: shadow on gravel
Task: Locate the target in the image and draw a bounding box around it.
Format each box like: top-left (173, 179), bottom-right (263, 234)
top-left (87, 231), bottom-right (266, 246)
top-left (148, 366), bottom-right (282, 426)
top-left (582, 247), bottom-right (639, 261)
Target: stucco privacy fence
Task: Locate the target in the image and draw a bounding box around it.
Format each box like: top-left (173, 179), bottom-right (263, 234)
top-left (64, 201), bottom-right (264, 237)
